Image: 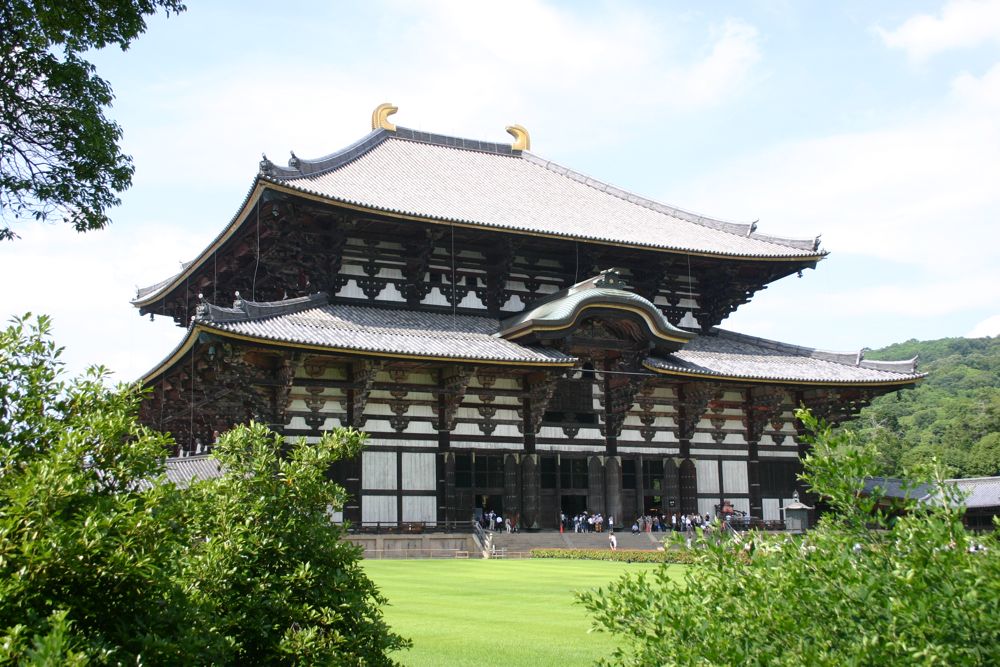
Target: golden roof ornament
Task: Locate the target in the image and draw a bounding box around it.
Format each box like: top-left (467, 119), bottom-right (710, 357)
top-left (372, 102), bottom-right (398, 132)
top-left (506, 124), bottom-right (530, 151)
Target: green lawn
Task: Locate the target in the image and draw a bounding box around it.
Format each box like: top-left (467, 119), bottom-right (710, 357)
top-left (364, 559), bottom-right (683, 667)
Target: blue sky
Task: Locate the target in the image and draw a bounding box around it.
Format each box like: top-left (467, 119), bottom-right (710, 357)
top-left (2, 0), bottom-right (999, 380)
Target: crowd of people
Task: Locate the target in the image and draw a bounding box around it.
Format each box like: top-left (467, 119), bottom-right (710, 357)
top-left (560, 511), bottom-right (614, 533)
top-left (629, 512), bottom-right (714, 534)
top-left (478, 510), bottom-right (519, 533)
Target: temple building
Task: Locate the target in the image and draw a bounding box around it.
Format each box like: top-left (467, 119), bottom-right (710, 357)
top-left (134, 104), bottom-right (922, 529)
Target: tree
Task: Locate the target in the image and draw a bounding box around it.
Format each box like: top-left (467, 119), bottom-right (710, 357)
top-left (0, 0), bottom-right (185, 240)
top-left (179, 422), bottom-right (410, 665)
top-left (579, 409), bottom-right (1000, 666)
top-left (0, 316), bottom-right (408, 664)
top-left (0, 314), bottom-right (218, 663)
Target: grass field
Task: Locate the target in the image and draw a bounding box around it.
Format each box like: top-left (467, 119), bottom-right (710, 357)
top-left (364, 559), bottom-right (683, 667)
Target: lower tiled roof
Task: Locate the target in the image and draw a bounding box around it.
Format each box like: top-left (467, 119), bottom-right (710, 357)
top-left (645, 329), bottom-right (924, 384)
top-left (201, 298), bottom-right (575, 365)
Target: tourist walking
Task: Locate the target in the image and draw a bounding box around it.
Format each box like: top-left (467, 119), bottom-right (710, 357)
top-left (609, 533), bottom-right (618, 551)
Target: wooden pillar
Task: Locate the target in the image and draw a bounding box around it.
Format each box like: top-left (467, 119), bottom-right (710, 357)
top-left (504, 453), bottom-right (520, 521)
top-left (439, 451), bottom-right (456, 526)
top-left (520, 454), bottom-right (540, 529)
top-left (663, 457), bottom-right (680, 515)
top-left (588, 456), bottom-right (605, 514)
top-left (679, 458), bottom-right (698, 515)
top-left (605, 456), bottom-right (622, 525)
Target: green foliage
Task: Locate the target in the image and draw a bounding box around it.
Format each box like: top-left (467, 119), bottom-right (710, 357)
top-left (0, 314), bottom-right (213, 663)
top-left (846, 336), bottom-right (1000, 478)
top-left (579, 409), bottom-right (1000, 666)
top-left (180, 422), bottom-right (409, 665)
top-left (0, 315), bottom-right (406, 665)
top-left (529, 548), bottom-right (697, 564)
top-left (0, 0), bottom-right (185, 239)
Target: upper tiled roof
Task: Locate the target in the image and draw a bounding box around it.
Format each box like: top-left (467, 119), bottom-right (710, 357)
top-left (261, 126), bottom-right (822, 260)
top-left (645, 329), bottom-right (924, 385)
top-left (195, 292), bottom-right (574, 366)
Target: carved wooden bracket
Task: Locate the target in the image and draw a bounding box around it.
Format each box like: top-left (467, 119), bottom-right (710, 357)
top-left (349, 359), bottom-right (381, 427)
top-left (526, 370), bottom-right (563, 434)
top-left (744, 386), bottom-right (787, 443)
top-left (439, 366), bottom-right (474, 431)
top-left (675, 382), bottom-right (719, 441)
top-left (603, 376), bottom-right (641, 439)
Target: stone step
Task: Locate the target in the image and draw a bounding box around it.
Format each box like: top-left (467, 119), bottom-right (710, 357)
top-left (489, 530), bottom-right (669, 551)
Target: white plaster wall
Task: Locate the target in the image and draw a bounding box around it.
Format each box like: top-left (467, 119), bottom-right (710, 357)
top-left (362, 495), bottom-right (397, 523)
top-left (402, 496), bottom-right (437, 523)
top-left (762, 498), bottom-right (781, 521)
top-left (401, 452), bottom-right (436, 491)
top-left (697, 498), bottom-right (718, 516)
top-left (722, 460), bottom-right (749, 494)
top-left (402, 421), bottom-right (438, 435)
top-left (696, 459), bottom-right (719, 494)
top-left (362, 450), bottom-right (396, 490)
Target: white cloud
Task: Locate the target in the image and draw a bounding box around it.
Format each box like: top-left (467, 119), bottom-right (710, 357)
top-left (878, 0), bottom-right (1000, 61)
top-left (117, 3), bottom-right (761, 190)
top-left (672, 62), bottom-right (1000, 273)
top-left (967, 314), bottom-right (1000, 337)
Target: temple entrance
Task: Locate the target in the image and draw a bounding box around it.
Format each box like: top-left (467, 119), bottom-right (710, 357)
top-left (560, 494), bottom-right (587, 517)
top-left (474, 494), bottom-right (503, 522)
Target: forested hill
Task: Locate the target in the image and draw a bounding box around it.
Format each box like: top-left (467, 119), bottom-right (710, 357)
top-left (843, 336), bottom-right (1000, 478)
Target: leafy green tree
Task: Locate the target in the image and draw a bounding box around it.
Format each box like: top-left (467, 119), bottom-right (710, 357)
top-left (179, 422), bottom-right (410, 665)
top-left (579, 409), bottom-right (1000, 666)
top-left (968, 432), bottom-right (1000, 477)
top-left (0, 0), bottom-right (185, 240)
top-left (846, 336), bottom-right (1000, 478)
top-left (0, 314), bottom-right (219, 663)
top-left (0, 316), bottom-right (408, 664)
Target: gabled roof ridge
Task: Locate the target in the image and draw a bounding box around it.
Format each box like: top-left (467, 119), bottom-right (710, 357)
top-left (259, 129), bottom-right (392, 180)
top-left (196, 292), bottom-right (329, 324)
top-left (520, 152), bottom-right (821, 253)
top-left (392, 126), bottom-right (519, 156)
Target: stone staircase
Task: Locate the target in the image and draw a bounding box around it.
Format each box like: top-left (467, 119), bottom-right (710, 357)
top-left (490, 530), bottom-right (667, 554)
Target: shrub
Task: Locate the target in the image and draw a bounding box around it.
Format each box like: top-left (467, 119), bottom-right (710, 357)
top-left (0, 316), bottom-right (408, 665)
top-left (579, 409), bottom-right (1000, 666)
top-left (530, 548), bottom-right (697, 564)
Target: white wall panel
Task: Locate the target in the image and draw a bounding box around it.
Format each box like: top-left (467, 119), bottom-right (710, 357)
top-left (402, 421), bottom-right (438, 435)
top-left (732, 498), bottom-right (750, 515)
top-left (762, 498), bottom-right (781, 521)
top-left (696, 459), bottom-right (719, 494)
top-left (362, 495), bottom-right (397, 523)
top-left (401, 452), bottom-right (436, 491)
top-left (402, 496), bottom-right (437, 524)
top-left (379, 282), bottom-right (406, 302)
top-left (697, 498), bottom-right (718, 516)
top-left (722, 460), bottom-right (749, 494)
top-left (362, 450), bottom-right (396, 490)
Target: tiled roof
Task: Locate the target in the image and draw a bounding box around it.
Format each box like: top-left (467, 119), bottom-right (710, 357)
top-left (143, 291), bottom-right (919, 387)
top-left (863, 477), bottom-right (931, 501)
top-left (944, 477), bottom-right (1000, 509)
top-left (262, 127), bottom-right (822, 259)
top-left (165, 455), bottom-right (222, 487)
top-left (197, 293), bottom-right (574, 365)
top-left (645, 329), bottom-right (924, 384)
